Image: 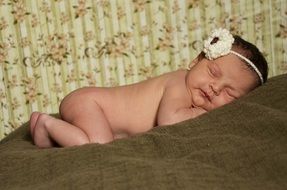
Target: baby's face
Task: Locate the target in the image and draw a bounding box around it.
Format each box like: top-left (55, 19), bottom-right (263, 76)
top-left (186, 53), bottom-right (258, 111)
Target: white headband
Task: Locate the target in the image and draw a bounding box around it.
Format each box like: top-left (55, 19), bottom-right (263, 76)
top-left (230, 50), bottom-right (263, 84)
top-left (203, 28), bottom-right (264, 84)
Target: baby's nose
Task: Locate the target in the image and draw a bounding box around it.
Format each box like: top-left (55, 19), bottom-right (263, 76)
top-left (210, 84), bottom-right (222, 96)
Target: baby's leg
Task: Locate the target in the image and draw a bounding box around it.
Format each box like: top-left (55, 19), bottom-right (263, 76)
top-left (33, 113), bottom-right (90, 148)
top-left (59, 88), bottom-right (115, 145)
top-left (33, 101), bottom-right (114, 148)
top-left (60, 100), bottom-right (115, 145)
top-left (32, 87), bottom-right (115, 148)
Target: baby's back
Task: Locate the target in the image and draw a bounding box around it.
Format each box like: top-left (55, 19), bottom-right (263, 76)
top-left (90, 73), bottom-right (171, 135)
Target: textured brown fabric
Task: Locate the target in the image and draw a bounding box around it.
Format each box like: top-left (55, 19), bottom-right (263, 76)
top-left (1, 74), bottom-right (287, 190)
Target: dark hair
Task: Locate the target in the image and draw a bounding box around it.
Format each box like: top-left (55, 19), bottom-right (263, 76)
top-left (231, 35), bottom-right (269, 85)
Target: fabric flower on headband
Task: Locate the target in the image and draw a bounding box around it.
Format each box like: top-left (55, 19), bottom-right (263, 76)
top-left (203, 28), bottom-right (234, 60)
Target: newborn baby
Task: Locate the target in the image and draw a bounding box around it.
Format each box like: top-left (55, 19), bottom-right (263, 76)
top-left (30, 28), bottom-right (268, 148)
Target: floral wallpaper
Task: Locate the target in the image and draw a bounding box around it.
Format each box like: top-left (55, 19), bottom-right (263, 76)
top-left (0, 0), bottom-right (286, 139)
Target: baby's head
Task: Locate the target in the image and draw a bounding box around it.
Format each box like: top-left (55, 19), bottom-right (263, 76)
top-left (186, 28), bottom-right (268, 111)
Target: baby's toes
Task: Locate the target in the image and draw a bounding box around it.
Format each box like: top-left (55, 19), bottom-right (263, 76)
top-left (29, 112), bottom-right (42, 136)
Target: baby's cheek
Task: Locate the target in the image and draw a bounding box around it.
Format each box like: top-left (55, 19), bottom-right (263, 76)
top-left (212, 96), bottom-right (232, 109)
top-left (192, 93), bottom-right (206, 107)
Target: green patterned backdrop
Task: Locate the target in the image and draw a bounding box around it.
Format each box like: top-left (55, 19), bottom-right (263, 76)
top-left (0, 0), bottom-right (286, 139)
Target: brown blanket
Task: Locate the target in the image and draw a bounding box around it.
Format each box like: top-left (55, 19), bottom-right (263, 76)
top-left (1, 74), bottom-right (287, 190)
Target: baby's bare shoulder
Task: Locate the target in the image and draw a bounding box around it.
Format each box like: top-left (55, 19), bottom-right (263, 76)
top-left (157, 70), bottom-right (191, 114)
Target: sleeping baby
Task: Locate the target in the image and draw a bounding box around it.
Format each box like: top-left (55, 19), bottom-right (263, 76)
top-left (29, 28), bottom-right (268, 148)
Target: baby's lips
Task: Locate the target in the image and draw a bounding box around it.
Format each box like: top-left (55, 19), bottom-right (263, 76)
top-left (200, 89), bottom-right (211, 102)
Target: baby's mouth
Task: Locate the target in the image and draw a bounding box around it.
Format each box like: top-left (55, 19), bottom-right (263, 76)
top-left (200, 89), bottom-right (211, 102)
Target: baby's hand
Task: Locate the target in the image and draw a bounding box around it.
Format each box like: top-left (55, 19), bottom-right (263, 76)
top-left (191, 107), bottom-right (207, 118)
top-left (113, 132), bottom-right (129, 140)
top-left (158, 106), bottom-right (207, 126)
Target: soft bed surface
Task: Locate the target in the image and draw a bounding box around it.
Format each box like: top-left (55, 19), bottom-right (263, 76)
top-left (1, 74), bottom-right (287, 190)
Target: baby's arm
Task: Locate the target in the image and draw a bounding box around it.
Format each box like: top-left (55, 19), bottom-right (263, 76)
top-left (157, 99), bottom-right (206, 126)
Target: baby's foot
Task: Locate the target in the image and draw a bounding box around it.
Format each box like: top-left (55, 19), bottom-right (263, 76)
top-left (33, 113), bottom-right (55, 148)
top-left (29, 112), bottom-right (41, 137)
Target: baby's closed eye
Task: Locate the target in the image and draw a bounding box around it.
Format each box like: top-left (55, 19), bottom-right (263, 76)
top-left (208, 62), bottom-right (222, 78)
top-left (224, 89), bottom-right (238, 100)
